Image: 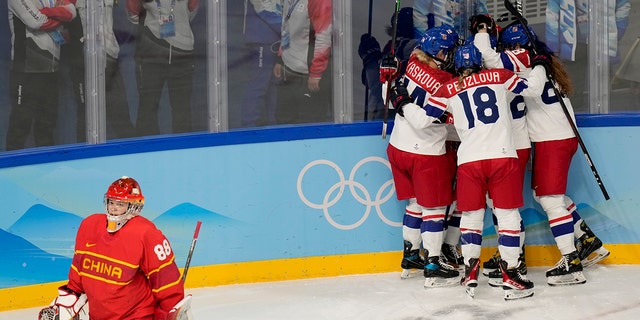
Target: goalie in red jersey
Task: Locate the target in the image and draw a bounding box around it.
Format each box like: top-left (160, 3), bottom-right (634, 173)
top-left (39, 176), bottom-right (189, 320)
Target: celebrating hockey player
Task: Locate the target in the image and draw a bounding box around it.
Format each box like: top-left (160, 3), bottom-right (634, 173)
top-left (381, 25), bottom-right (461, 288)
top-left (407, 43), bottom-right (549, 300)
top-left (470, 15), bottom-right (610, 286)
top-left (38, 177), bottom-right (190, 320)
top-left (465, 15), bottom-right (529, 287)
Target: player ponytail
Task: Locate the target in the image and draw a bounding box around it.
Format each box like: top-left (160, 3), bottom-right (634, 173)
top-left (550, 56), bottom-right (573, 96)
top-left (411, 48), bottom-right (436, 66)
top-left (456, 69), bottom-right (475, 91)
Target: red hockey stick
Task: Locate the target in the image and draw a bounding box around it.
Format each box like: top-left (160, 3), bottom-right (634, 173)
top-left (182, 220), bottom-right (202, 283)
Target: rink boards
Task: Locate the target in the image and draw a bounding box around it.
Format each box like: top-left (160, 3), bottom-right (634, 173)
top-left (1, 119), bottom-right (640, 310)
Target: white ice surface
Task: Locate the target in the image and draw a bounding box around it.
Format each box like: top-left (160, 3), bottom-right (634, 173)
top-left (3, 265), bottom-right (639, 320)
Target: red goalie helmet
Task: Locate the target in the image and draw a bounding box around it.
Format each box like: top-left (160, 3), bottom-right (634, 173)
top-left (105, 176), bottom-right (145, 204)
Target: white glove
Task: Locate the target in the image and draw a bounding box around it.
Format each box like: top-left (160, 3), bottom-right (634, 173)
top-left (167, 294), bottom-right (193, 320)
top-left (54, 285), bottom-right (88, 319)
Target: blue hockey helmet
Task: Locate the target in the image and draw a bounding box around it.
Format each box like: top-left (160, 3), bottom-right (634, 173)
top-left (419, 25), bottom-right (459, 57)
top-left (500, 23), bottom-right (536, 48)
top-left (454, 44), bottom-right (483, 72)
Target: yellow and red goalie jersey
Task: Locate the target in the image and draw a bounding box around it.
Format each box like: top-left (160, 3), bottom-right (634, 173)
top-left (67, 214), bottom-right (184, 320)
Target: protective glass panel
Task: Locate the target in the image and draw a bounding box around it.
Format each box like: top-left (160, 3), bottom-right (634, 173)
top-left (2, 0), bottom-right (640, 153)
top-left (227, 0), bottom-right (334, 129)
top-left (112, 0), bottom-right (208, 137)
top-left (351, 0), bottom-right (417, 123)
top-left (609, 0), bottom-right (640, 112)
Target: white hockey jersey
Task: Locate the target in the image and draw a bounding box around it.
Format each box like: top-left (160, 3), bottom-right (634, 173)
top-left (473, 33), bottom-right (577, 143)
top-left (425, 67), bottom-right (547, 165)
top-left (384, 54), bottom-right (455, 155)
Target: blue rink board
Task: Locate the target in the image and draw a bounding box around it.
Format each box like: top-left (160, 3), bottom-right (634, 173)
top-left (1, 117), bottom-right (640, 287)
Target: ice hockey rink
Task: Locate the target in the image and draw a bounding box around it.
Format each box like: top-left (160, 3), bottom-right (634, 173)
top-left (1, 265), bottom-right (638, 320)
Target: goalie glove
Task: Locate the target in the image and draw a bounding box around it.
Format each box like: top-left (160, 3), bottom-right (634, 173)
top-left (39, 285), bottom-right (88, 320)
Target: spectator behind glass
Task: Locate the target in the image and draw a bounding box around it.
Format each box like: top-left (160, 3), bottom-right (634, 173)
top-left (71, 0), bottom-right (136, 141)
top-left (126, 0), bottom-right (199, 137)
top-left (357, 7), bottom-right (417, 121)
top-left (273, 0), bottom-right (332, 125)
top-left (413, 0), bottom-right (487, 40)
top-left (240, 0), bottom-right (282, 128)
top-left (6, 0), bottom-right (77, 150)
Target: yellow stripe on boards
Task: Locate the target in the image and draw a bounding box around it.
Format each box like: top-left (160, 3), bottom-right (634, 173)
top-left (3, 244), bottom-right (640, 311)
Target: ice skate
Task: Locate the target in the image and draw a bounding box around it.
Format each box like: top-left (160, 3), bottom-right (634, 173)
top-left (461, 258), bottom-right (480, 298)
top-left (576, 221), bottom-right (610, 268)
top-left (487, 253), bottom-right (527, 287)
top-left (500, 260), bottom-right (534, 300)
top-left (546, 251), bottom-right (587, 286)
top-left (441, 243), bottom-right (464, 270)
top-left (423, 256), bottom-right (460, 288)
top-left (482, 249), bottom-right (500, 276)
top-left (400, 241), bottom-right (425, 279)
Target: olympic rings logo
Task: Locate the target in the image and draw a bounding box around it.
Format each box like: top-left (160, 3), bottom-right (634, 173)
top-left (296, 157), bottom-right (401, 230)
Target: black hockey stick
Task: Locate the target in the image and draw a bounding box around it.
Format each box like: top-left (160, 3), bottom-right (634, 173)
top-left (503, 0), bottom-right (610, 200)
top-left (182, 220), bottom-right (202, 283)
top-left (381, 0), bottom-right (401, 139)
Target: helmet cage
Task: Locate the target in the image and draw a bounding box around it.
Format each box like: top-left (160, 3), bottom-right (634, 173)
top-left (104, 176), bottom-right (145, 233)
top-left (104, 198), bottom-right (144, 233)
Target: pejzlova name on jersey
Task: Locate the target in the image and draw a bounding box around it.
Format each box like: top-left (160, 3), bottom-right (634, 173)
top-left (445, 70), bottom-right (504, 95)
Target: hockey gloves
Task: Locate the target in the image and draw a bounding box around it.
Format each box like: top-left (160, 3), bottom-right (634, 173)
top-left (389, 81), bottom-right (412, 117)
top-left (166, 294), bottom-right (194, 320)
top-left (380, 53), bottom-right (401, 83)
top-left (530, 49), bottom-right (553, 76)
top-left (55, 285), bottom-right (87, 319)
top-left (38, 285), bottom-right (88, 320)
top-left (358, 34), bottom-right (382, 67)
top-left (434, 111), bottom-right (454, 124)
top-left (469, 14), bottom-right (496, 35)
